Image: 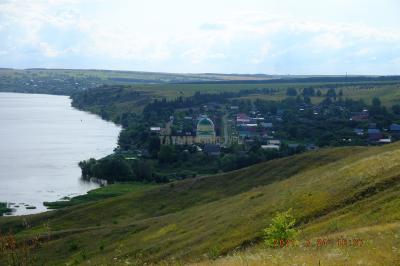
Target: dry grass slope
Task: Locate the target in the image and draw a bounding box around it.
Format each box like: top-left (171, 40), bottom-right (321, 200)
top-left (0, 144), bottom-right (400, 265)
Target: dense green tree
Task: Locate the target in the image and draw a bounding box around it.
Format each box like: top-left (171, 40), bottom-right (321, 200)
top-left (148, 136), bottom-right (161, 158)
top-left (78, 158), bottom-right (97, 178)
top-left (302, 87), bottom-right (315, 97)
top-left (372, 97), bottom-right (381, 107)
top-left (158, 145), bottom-right (177, 164)
top-left (133, 160), bottom-right (154, 181)
top-left (93, 157), bottom-right (133, 181)
top-left (326, 88), bottom-right (337, 100)
top-left (286, 88), bottom-right (297, 96)
top-left (263, 209), bottom-right (298, 247)
top-left (392, 104), bottom-right (400, 115)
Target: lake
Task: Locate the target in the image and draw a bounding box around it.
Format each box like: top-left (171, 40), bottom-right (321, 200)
top-left (0, 93), bottom-right (121, 215)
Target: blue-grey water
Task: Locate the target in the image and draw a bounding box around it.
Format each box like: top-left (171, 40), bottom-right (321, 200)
top-left (0, 93), bottom-right (120, 215)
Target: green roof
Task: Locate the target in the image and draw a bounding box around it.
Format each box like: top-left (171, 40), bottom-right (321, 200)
top-left (198, 118), bottom-right (213, 126)
top-left (197, 117), bottom-right (215, 137)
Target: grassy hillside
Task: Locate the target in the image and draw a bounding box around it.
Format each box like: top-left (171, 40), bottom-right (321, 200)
top-left (1, 142), bottom-right (400, 264)
top-left (195, 222), bottom-right (400, 265)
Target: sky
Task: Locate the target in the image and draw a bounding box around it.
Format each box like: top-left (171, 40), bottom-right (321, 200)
top-left (0, 0), bottom-right (399, 74)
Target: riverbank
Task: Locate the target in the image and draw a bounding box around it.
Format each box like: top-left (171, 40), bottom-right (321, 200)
top-left (43, 182), bottom-right (156, 209)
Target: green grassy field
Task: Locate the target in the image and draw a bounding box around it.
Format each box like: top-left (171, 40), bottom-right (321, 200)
top-left (79, 81), bottom-right (400, 109)
top-left (2, 68), bottom-right (400, 106)
top-left (1, 142), bottom-right (400, 265)
top-left (114, 80), bottom-right (400, 103)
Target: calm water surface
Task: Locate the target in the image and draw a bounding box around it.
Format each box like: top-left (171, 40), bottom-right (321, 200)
top-left (0, 93), bottom-right (120, 215)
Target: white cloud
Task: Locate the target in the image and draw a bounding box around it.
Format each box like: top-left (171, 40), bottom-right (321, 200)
top-left (38, 42), bottom-right (60, 57)
top-left (251, 43), bottom-right (272, 64)
top-left (355, 48), bottom-right (372, 56)
top-left (310, 33), bottom-right (345, 50)
top-left (0, 1), bottom-right (399, 73)
top-left (200, 23), bottom-right (226, 31)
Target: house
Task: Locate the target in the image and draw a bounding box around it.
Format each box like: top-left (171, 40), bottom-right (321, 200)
top-left (207, 102), bottom-right (220, 110)
top-left (194, 145), bottom-right (202, 152)
top-left (230, 105), bottom-right (239, 110)
top-left (378, 138), bottom-right (392, 144)
top-left (368, 128), bottom-right (383, 141)
top-left (369, 123), bottom-right (377, 129)
top-left (306, 144), bottom-right (319, 151)
top-left (150, 127), bottom-right (161, 133)
top-left (236, 113), bottom-right (251, 124)
top-left (353, 128), bottom-right (364, 136)
top-left (261, 144), bottom-right (280, 150)
top-left (390, 124), bottom-right (400, 135)
top-left (203, 144), bottom-right (221, 156)
top-left (261, 122), bottom-right (273, 129)
top-left (238, 129), bottom-right (258, 138)
top-left (350, 110), bottom-right (369, 121)
top-left (237, 123), bottom-right (258, 138)
top-left (261, 133), bottom-right (271, 139)
top-left (288, 143), bottom-right (300, 149)
top-left (244, 123), bottom-right (258, 127)
top-left (268, 139), bottom-right (281, 146)
top-left (135, 149), bottom-right (150, 157)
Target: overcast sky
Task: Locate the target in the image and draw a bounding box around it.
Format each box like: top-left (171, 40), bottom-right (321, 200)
top-left (0, 0), bottom-right (399, 74)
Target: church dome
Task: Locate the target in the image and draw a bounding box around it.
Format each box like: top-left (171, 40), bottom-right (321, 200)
top-left (197, 116), bottom-right (216, 137)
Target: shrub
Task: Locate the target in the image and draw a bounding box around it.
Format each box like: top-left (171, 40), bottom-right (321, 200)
top-left (67, 240), bottom-right (79, 252)
top-left (207, 246), bottom-right (220, 260)
top-left (263, 209), bottom-right (298, 247)
top-left (0, 232), bottom-right (39, 265)
top-left (0, 202), bottom-right (12, 216)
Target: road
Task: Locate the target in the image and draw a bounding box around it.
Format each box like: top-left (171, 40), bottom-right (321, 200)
top-left (222, 112), bottom-right (230, 147)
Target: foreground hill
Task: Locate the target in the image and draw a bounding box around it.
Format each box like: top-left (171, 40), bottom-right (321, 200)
top-left (1, 143), bottom-right (400, 265)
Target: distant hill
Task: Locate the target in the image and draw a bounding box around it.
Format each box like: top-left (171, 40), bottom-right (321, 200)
top-left (1, 68), bottom-right (399, 95)
top-left (0, 68), bottom-right (276, 95)
top-left (1, 143), bottom-right (400, 265)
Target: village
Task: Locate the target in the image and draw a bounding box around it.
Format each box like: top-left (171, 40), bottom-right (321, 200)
top-left (84, 87), bottom-right (400, 182)
top-left (148, 94), bottom-right (400, 158)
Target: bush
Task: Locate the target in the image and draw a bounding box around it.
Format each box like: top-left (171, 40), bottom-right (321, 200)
top-left (263, 209), bottom-right (298, 247)
top-left (0, 202), bottom-right (12, 216)
top-left (0, 232), bottom-right (40, 265)
top-left (207, 246), bottom-right (221, 260)
top-left (79, 156), bottom-right (133, 182)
